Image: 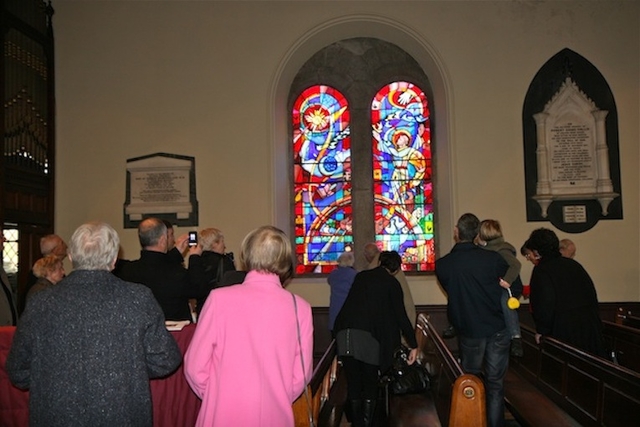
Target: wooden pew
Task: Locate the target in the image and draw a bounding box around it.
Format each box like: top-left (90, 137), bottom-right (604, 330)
top-left (389, 313), bottom-right (486, 427)
top-left (603, 320), bottom-right (640, 372)
top-left (292, 339), bottom-right (339, 427)
top-left (509, 323), bottom-right (640, 427)
top-left (295, 314), bottom-right (487, 427)
top-left (615, 307), bottom-right (640, 329)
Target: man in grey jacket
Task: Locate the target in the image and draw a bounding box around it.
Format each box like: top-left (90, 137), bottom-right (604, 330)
top-left (6, 221), bottom-right (182, 427)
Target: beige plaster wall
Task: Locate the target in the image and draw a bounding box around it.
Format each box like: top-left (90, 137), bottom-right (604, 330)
top-left (52, 1), bottom-right (639, 306)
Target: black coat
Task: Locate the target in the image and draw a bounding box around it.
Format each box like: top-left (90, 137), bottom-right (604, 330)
top-left (436, 242), bottom-right (509, 339)
top-left (6, 270), bottom-right (182, 427)
top-left (116, 250), bottom-right (205, 321)
top-left (192, 251), bottom-right (236, 313)
top-left (530, 255), bottom-right (606, 357)
top-left (334, 266), bottom-right (417, 372)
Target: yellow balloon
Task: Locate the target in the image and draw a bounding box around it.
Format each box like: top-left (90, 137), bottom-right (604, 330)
top-left (508, 297), bottom-right (520, 310)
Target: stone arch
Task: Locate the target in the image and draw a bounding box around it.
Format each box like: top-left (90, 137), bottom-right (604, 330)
top-left (269, 15), bottom-right (456, 260)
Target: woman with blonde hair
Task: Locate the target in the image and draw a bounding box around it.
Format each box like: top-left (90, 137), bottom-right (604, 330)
top-left (477, 219), bottom-right (524, 357)
top-left (26, 255), bottom-right (65, 303)
top-left (184, 226), bottom-right (313, 427)
top-left (194, 227), bottom-right (236, 313)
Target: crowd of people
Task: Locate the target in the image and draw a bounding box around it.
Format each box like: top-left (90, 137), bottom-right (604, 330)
top-left (3, 219), bottom-right (313, 427)
top-left (0, 213), bottom-right (607, 427)
top-left (437, 214), bottom-right (604, 427)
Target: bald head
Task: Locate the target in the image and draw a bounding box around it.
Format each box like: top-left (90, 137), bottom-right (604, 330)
top-left (40, 234), bottom-right (68, 259)
top-left (138, 218), bottom-right (168, 252)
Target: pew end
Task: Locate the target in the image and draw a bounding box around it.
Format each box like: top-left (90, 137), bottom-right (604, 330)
top-left (448, 374), bottom-right (486, 427)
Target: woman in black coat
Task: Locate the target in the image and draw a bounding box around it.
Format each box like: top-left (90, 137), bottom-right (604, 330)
top-left (334, 251), bottom-right (417, 427)
top-left (527, 228), bottom-right (606, 358)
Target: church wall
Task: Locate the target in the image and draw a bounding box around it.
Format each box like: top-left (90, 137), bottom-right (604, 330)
top-left (51, 1), bottom-right (639, 306)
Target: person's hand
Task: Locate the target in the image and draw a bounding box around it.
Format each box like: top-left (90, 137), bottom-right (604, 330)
top-left (535, 333), bottom-right (542, 344)
top-left (175, 234), bottom-right (189, 253)
top-left (187, 243), bottom-right (202, 256)
top-left (406, 348), bottom-right (419, 365)
top-left (499, 278), bottom-right (511, 289)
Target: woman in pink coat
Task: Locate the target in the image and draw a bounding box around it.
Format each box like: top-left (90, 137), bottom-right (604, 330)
top-left (184, 226), bottom-right (314, 427)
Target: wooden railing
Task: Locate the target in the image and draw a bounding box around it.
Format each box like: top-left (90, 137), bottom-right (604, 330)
top-left (510, 323), bottom-right (640, 427)
top-left (292, 339), bottom-right (338, 427)
top-left (413, 313), bottom-right (486, 427)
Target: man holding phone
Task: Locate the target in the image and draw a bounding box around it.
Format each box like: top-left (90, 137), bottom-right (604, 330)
top-left (115, 218), bottom-right (207, 321)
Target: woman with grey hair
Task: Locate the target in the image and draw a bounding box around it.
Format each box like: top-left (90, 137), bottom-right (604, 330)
top-left (185, 225), bottom-right (313, 427)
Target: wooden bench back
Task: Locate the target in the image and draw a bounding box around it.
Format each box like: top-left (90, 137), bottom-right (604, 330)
top-left (603, 320), bottom-right (640, 372)
top-left (510, 324), bottom-right (640, 427)
top-left (615, 307), bottom-right (640, 329)
top-left (415, 313), bottom-right (487, 427)
top-left (293, 339), bottom-right (338, 427)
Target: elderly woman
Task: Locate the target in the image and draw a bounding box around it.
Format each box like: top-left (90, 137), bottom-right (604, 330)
top-left (194, 227), bottom-right (237, 314)
top-left (526, 228), bottom-right (606, 357)
top-left (184, 226), bottom-right (313, 427)
top-left (26, 254), bottom-right (65, 303)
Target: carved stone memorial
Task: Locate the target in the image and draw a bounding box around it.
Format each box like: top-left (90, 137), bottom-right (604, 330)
top-left (523, 48), bottom-right (622, 233)
top-left (531, 78), bottom-right (619, 219)
top-left (123, 153), bottom-right (198, 228)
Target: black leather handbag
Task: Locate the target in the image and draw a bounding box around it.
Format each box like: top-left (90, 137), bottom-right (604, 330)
top-left (380, 346), bottom-right (430, 395)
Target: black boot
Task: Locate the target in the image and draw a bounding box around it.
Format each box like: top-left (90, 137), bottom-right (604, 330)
top-left (347, 399), bottom-right (363, 427)
top-left (362, 398), bottom-right (377, 427)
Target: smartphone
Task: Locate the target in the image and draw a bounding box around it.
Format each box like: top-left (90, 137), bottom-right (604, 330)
top-left (188, 231), bottom-right (198, 247)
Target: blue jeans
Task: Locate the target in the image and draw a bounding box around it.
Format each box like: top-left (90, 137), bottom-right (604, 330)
top-left (459, 329), bottom-right (510, 427)
top-left (501, 289), bottom-right (521, 338)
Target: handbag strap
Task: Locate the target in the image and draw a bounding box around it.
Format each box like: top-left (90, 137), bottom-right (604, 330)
top-left (292, 293), bottom-right (314, 427)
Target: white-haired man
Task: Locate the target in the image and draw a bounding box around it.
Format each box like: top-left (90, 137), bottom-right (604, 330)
top-left (7, 221), bottom-right (182, 427)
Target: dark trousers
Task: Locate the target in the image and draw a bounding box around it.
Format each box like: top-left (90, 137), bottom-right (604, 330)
top-left (459, 329), bottom-right (510, 427)
top-left (342, 356), bottom-right (379, 400)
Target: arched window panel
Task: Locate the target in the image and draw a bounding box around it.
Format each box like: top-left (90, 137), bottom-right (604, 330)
top-left (371, 81), bottom-right (435, 272)
top-left (292, 85), bottom-right (352, 274)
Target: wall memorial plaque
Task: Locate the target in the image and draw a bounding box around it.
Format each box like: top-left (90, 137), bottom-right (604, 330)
top-left (123, 153), bottom-right (198, 228)
top-left (531, 77), bottom-right (618, 219)
top-left (522, 48), bottom-right (622, 233)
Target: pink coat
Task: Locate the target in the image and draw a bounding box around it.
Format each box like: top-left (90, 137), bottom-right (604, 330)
top-left (184, 271), bottom-right (314, 427)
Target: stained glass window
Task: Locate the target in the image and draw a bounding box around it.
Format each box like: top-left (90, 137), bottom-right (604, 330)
top-left (371, 82), bottom-right (434, 271)
top-left (293, 85), bottom-right (352, 274)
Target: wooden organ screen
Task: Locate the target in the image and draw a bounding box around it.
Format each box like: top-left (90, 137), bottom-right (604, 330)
top-left (1, 0), bottom-right (56, 313)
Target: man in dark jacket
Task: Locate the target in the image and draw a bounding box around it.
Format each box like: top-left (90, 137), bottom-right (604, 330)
top-left (436, 213), bottom-right (509, 427)
top-left (6, 221), bottom-right (182, 427)
top-left (116, 217), bottom-right (206, 321)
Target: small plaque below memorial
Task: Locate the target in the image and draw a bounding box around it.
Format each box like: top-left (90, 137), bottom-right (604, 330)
top-left (562, 205), bottom-right (587, 224)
